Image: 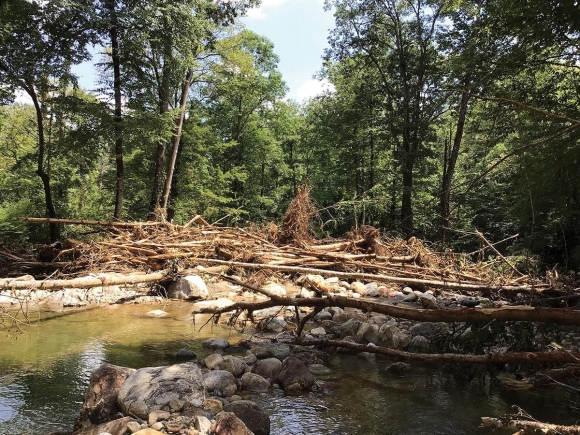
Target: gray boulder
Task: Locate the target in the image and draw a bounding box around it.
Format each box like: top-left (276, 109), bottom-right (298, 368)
top-left (167, 275), bottom-right (208, 300)
top-left (355, 322), bottom-right (380, 345)
top-left (224, 400), bottom-right (270, 435)
top-left (339, 318), bottom-right (362, 337)
top-left (205, 353), bottom-right (224, 370)
top-left (378, 324), bottom-right (410, 349)
top-left (203, 338), bottom-right (230, 350)
top-left (220, 355), bottom-right (248, 378)
top-left (251, 357), bottom-right (282, 380)
top-left (277, 357), bottom-right (315, 393)
top-left (204, 370), bottom-right (237, 397)
top-left (408, 335), bottom-right (432, 353)
top-left (240, 372), bottom-right (271, 393)
top-left (260, 317), bottom-right (287, 333)
top-left (117, 363), bottom-right (204, 420)
top-left (270, 344), bottom-right (292, 361)
top-left (418, 292), bottom-right (438, 309)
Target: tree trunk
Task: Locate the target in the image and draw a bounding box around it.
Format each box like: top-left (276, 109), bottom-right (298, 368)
top-left (27, 84), bottom-right (58, 242)
top-left (107, 0), bottom-right (124, 220)
top-left (401, 146), bottom-right (414, 238)
top-left (161, 68), bottom-right (194, 211)
top-left (439, 85), bottom-right (470, 243)
top-left (481, 417), bottom-right (580, 434)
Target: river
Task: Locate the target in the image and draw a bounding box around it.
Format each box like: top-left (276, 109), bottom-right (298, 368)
top-left (0, 302), bottom-right (575, 435)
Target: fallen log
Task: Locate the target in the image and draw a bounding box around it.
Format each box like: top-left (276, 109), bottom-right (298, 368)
top-left (0, 272), bottom-right (167, 291)
top-left (196, 276), bottom-right (580, 325)
top-left (21, 217), bottom-right (166, 228)
top-left (194, 258), bottom-right (548, 292)
top-left (481, 417), bottom-right (580, 434)
top-left (297, 338), bottom-right (580, 364)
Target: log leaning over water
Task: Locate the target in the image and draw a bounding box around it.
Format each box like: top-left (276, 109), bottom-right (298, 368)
top-left (481, 417), bottom-right (580, 434)
top-left (195, 276), bottom-right (580, 326)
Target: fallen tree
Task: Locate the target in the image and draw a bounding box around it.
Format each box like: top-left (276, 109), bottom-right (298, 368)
top-left (481, 417), bottom-right (580, 434)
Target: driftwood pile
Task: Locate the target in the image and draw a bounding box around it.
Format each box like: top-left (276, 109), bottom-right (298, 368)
top-left (0, 217), bottom-right (551, 296)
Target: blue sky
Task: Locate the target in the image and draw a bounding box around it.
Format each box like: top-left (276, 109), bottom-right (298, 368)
top-left (241, 0), bottom-right (335, 101)
top-left (72, 0), bottom-right (335, 103)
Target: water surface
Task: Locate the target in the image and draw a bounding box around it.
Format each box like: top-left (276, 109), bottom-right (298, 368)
top-left (0, 303), bottom-right (575, 435)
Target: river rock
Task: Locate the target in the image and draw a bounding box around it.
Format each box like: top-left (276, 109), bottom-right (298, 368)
top-left (192, 298), bottom-right (235, 311)
top-left (418, 292), bottom-right (438, 309)
top-left (313, 311), bottom-right (333, 322)
top-left (339, 318), bottom-right (362, 337)
top-left (355, 322), bottom-right (380, 345)
top-left (220, 355), bottom-right (248, 377)
top-left (117, 362), bottom-right (205, 420)
top-left (77, 416), bottom-right (132, 435)
top-left (270, 344), bottom-right (292, 360)
top-left (203, 338), bottom-right (230, 350)
top-left (310, 327), bottom-right (326, 336)
top-left (261, 317), bottom-right (287, 333)
top-left (74, 364), bottom-right (136, 433)
top-left (194, 415), bottom-right (213, 433)
top-left (458, 296), bottom-right (480, 308)
top-left (224, 400), bottom-right (270, 435)
top-left (293, 352), bottom-right (323, 366)
top-left (240, 372), bottom-right (271, 392)
top-left (167, 275), bottom-right (208, 300)
top-left (250, 346), bottom-right (273, 359)
top-left (403, 293), bottom-right (418, 302)
top-left (176, 348), bottom-right (196, 360)
top-left (350, 281), bottom-right (367, 295)
top-left (262, 282), bottom-right (287, 297)
top-left (364, 282), bottom-right (379, 297)
top-left (298, 287), bottom-right (317, 298)
top-left (277, 357), bottom-right (315, 393)
top-left (132, 430), bottom-right (164, 435)
top-left (378, 324), bottom-right (410, 349)
top-left (385, 362), bottom-right (411, 375)
top-left (402, 286), bottom-right (413, 294)
top-left (409, 322), bottom-right (449, 340)
top-left (251, 357), bottom-right (282, 380)
top-left (243, 352), bottom-right (258, 365)
top-left (204, 370), bottom-right (237, 397)
top-left (205, 353), bottom-right (224, 370)
top-left (408, 335), bottom-right (432, 353)
top-left (212, 412), bottom-right (253, 435)
top-left (308, 364), bottom-right (331, 375)
top-left (146, 309), bottom-right (168, 317)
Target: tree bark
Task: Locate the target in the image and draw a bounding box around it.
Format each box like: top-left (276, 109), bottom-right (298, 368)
top-left (439, 85), bottom-right (470, 243)
top-left (161, 68), bottom-right (194, 211)
top-left (107, 0), bottom-right (124, 220)
top-left (27, 83), bottom-right (58, 242)
top-left (481, 417), bottom-right (580, 434)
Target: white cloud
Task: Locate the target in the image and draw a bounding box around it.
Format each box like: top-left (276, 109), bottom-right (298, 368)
top-left (296, 78), bottom-right (334, 101)
top-left (246, 0), bottom-right (324, 19)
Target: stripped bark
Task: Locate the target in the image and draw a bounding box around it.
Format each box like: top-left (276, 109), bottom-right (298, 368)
top-left (481, 417), bottom-right (580, 434)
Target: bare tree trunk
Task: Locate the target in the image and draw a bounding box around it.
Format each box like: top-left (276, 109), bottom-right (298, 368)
top-left (27, 83), bottom-right (58, 242)
top-left (440, 85), bottom-right (470, 243)
top-left (161, 68), bottom-right (194, 212)
top-left (107, 0), bottom-right (124, 220)
top-left (401, 145), bottom-right (414, 238)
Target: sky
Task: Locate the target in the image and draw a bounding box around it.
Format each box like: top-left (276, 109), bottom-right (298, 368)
top-left (241, 0), bottom-right (336, 101)
top-left (71, 0), bottom-right (336, 103)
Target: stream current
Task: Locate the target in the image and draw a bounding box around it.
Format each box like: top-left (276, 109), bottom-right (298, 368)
top-left (0, 302), bottom-right (575, 435)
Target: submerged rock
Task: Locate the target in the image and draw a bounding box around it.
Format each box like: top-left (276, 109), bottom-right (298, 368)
top-left (277, 357), bottom-right (315, 393)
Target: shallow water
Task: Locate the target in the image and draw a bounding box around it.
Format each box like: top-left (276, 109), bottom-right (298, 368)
top-left (0, 303), bottom-right (576, 435)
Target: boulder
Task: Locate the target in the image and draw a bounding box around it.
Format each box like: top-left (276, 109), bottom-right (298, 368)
top-left (409, 322), bottom-right (449, 340)
top-left (418, 292), bottom-right (438, 309)
top-left (408, 335), bottom-right (432, 353)
top-left (270, 344), bottom-right (292, 361)
top-left (403, 293), bottom-right (418, 302)
top-left (364, 282), bottom-right (379, 297)
top-left (167, 275), bottom-right (209, 300)
top-left (355, 322), bottom-right (380, 345)
top-left (338, 318), bottom-right (362, 338)
top-left (350, 281), bottom-right (367, 295)
top-left (212, 412), bottom-right (254, 435)
top-left (176, 348), bottom-right (196, 360)
top-left (224, 400), bottom-right (270, 435)
top-left (220, 355), bottom-right (248, 378)
top-left (260, 317), bottom-right (287, 333)
top-left (313, 311), bottom-right (333, 322)
top-left (262, 282), bottom-right (287, 297)
top-left (250, 346), bottom-right (272, 359)
top-left (240, 372), bottom-right (271, 393)
top-left (117, 363), bottom-right (205, 420)
top-left (277, 357), bottom-right (315, 393)
top-left (251, 357), bottom-right (282, 380)
top-left (203, 370), bottom-right (237, 397)
top-left (74, 364), bottom-right (135, 433)
top-left (205, 353), bottom-right (224, 370)
top-left (378, 324), bottom-right (410, 349)
top-left (75, 416), bottom-right (132, 435)
top-left (203, 338), bottom-right (230, 350)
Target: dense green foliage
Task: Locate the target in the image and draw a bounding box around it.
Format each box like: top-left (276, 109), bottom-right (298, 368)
top-left (0, 0), bottom-right (579, 268)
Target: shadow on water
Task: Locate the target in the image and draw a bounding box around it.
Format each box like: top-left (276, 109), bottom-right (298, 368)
top-left (0, 303), bottom-right (577, 435)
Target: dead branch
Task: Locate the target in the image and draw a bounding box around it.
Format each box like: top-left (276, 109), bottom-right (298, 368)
top-left (21, 217), bottom-right (166, 228)
top-left (298, 338), bottom-right (580, 365)
top-left (195, 277), bottom-right (580, 326)
top-left (481, 417), bottom-right (580, 434)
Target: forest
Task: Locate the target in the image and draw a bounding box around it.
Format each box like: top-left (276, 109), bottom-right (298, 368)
top-left (1, 0), bottom-right (579, 271)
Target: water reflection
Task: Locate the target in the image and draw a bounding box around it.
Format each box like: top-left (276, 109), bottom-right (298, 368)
top-left (0, 303), bottom-right (576, 435)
